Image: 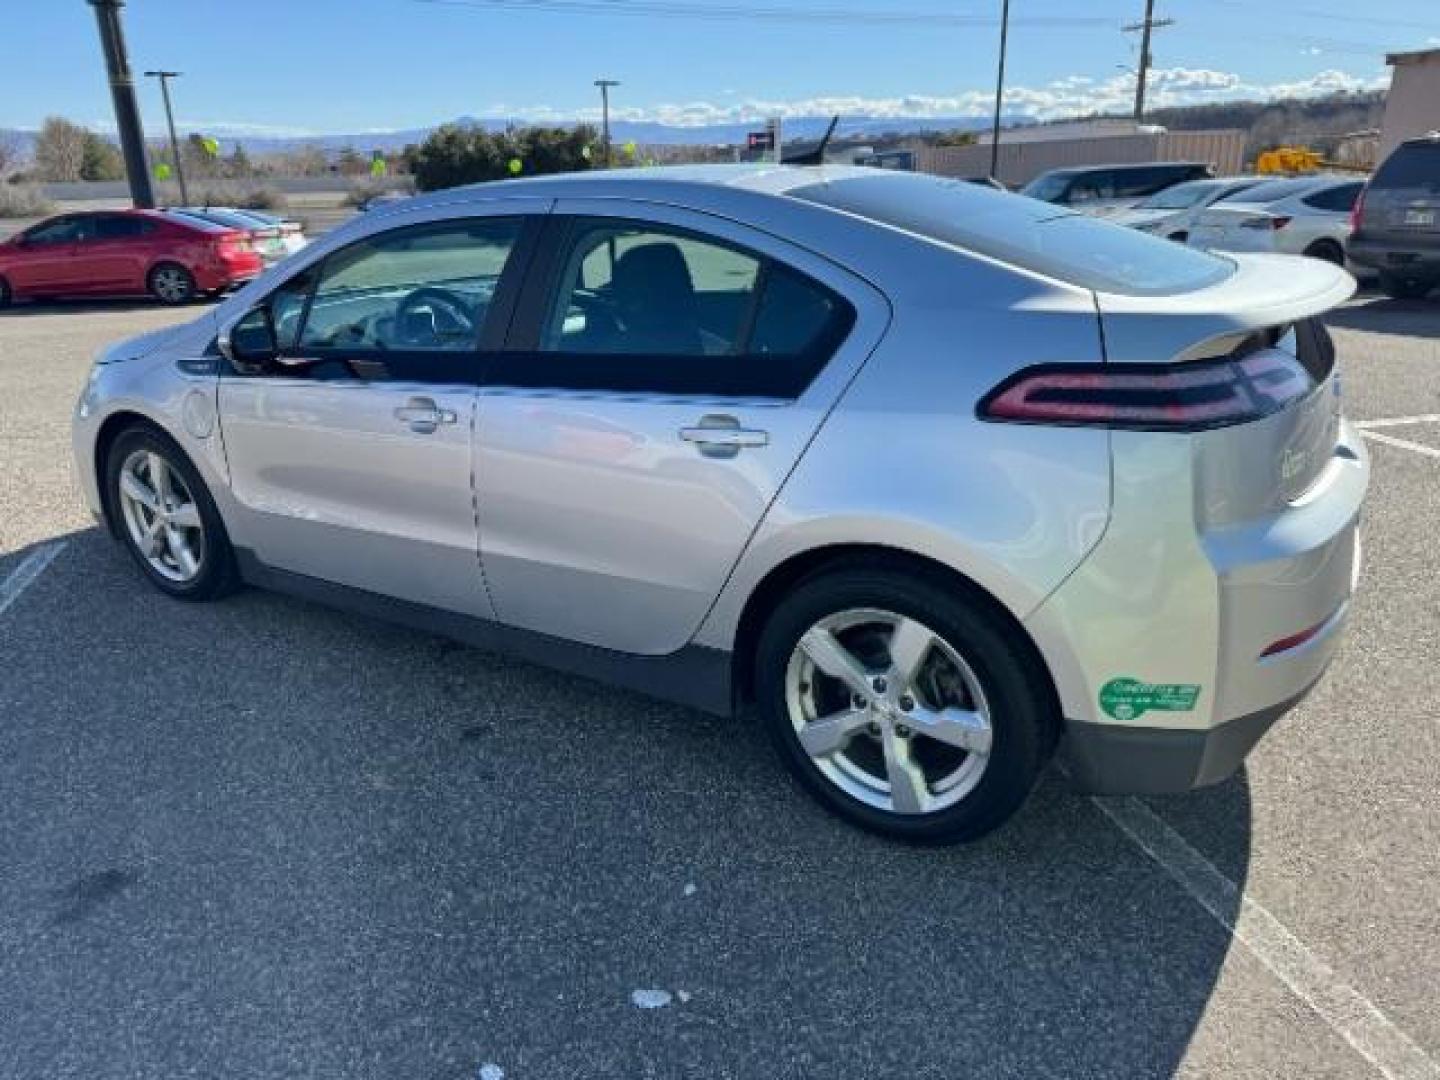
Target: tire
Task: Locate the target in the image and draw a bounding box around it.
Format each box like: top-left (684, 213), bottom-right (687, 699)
top-left (104, 426), bottom-right (239, 601)
top-left (754, 563), bottom-right (1056, 844)
top-left (1168, 231), bottom-right (1189, 243)
top-left (147, 262), bottom-right (197, 305)
top-left (1304, 240), bottom-right (1345, 267)
top-left (1379, 273), bottom-right (1435, 301)
top-left (0, 275), bottom-right (11, 307)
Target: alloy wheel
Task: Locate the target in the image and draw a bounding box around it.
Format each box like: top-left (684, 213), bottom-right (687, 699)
top-left (784, 608), bottom-right (993, 815)
top-left (151, 266), bottom-right (192, 303)
top-left (117, 450), bottom-right (205, 583)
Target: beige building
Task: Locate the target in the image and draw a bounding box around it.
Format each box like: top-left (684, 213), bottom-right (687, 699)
top-left (1380, 48), bottom-right (1440, 159)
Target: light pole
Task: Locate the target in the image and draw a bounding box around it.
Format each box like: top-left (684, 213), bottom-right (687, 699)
top-left (594, 79), bottom-right (620, 167)
top-left (87, 0), bottom-right (154, 208)
top-left (144, 70), bottom-right (188, 205)
top-left (989, 0), bottom-right (1010, 181)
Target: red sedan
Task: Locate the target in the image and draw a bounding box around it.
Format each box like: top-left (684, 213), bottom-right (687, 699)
top-left (0, 209), bottom-right (263, 306)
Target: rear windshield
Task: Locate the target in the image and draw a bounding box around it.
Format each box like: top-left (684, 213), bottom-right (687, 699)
top-left (1218, 178), bottom-right (1319, 204)
top-left (1373, 142), bottom-right (1440, 191)
top-left (790, 173), bottom-right (1234, 296)
top-left (1139, 179), bottom-right (1222, 210)
top-left (162, 212), bottom-right (227, 233)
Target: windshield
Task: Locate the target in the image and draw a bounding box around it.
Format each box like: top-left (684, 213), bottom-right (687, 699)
top-left (1020, 172), bottom-right (1073, 203)
top-left (1138, 180), bottom-right (1218, 210)
top-left (791, 172), bottom-right (1235, 296)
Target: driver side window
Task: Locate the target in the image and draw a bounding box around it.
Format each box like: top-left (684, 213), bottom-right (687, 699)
top-left (295, 217), bottom-right (524, 360)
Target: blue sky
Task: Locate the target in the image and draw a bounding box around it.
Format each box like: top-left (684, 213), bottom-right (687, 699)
top-left (3, 0), bottom-right (1435, 135)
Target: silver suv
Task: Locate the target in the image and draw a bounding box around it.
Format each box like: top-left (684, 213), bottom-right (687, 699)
top-left (73, 167), bottom-right (1367, 843)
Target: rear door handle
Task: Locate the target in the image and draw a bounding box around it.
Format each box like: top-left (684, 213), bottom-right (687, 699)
top-left (679, 414), bottom-right (769, 458)
top-left (394, 396), bottom-right (458, 434)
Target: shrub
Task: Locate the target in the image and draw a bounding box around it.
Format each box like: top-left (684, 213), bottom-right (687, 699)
top-left (406, 123), bottom-right (599, 192)
top-left (185, 183), bottom-right (288, 211)
top-left (0, 182), bottom-right (57, 219)
top-left (343, 180), bottom-right (402, 208)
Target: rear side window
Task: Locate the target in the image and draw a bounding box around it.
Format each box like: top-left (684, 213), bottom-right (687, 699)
top-left (791, 173), bottom-right (1234, 296)
top-left (1301, 183), bottom-right (1363, 213)
top-left (94, 216), bottom-right (155, 240)
top-left (1372, 143), bottom-right (1440, 191)
top-left (498, 218), bottom-right (854, 398)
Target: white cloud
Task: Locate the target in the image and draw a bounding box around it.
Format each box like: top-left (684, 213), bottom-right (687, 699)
top-left (483, 66), bottom-right (1388, 128)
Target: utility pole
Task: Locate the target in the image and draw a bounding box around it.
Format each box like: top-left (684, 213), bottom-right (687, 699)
top-left (989, 0), bottom-right (1010, 180)
top-left (594, 79), bottom-right (620, 167)
top-left (144, 70), bottom-right (188, 206)
top-left (1123, 0), bottom-right (1175, 124)
top-left (87, 0), bottom-right (154, 208)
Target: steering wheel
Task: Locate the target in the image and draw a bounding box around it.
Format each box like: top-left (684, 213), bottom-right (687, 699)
top-left (393, 287), bottom-right (477, 348)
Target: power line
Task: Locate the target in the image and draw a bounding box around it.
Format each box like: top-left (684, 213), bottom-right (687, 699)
top-left (410, 0), bottom-right (1113, 29)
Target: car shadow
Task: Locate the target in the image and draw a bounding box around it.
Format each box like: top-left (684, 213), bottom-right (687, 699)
top-left (1326, 295), bottom-right (1440, 339)
top-left (0, 526), bottom-right (1252, 1079)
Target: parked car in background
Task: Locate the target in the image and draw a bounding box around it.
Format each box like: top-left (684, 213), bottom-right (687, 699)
top-left (1111, 176), bottom-right (1266, 241)
top-left (0, 209), bottom-right (261, 306)
top-left (1019, 162), bottom-right (1214, 216)
top-left (1186, 176), bottom-right (1365, 267)
top-left (218, 209), bottom-right (308, 259)
top-left (73, 166), bottom-right (1367, 843)
top-left (165, 208), bottom-right (300, 266)
top-left (1347, 133), bottom-right (1440, 299)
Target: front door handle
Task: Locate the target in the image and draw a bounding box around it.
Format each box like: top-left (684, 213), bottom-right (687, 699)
top-left (394, 396), bottom-right (458, 434)
top-left (679, 414), bottom-right (769, 458)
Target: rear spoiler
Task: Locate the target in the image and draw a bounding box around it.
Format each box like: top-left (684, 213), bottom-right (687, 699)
top-left (1094, 253), bottom-right (1355, 364)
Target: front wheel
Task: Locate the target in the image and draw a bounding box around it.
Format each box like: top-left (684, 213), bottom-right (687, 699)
top-left (147, 262), bottom-right (196, 304)
top-left (105, 427), bottom-right (238, 600)
top-left (0, 275), bottom-right (11, 307)
top-left (754, 565), bottom-right (1056, 844)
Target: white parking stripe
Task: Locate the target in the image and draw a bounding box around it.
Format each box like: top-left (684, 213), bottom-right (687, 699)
top-left (1354, 415), bottom-right (1440, 430)
top-left (1361, 430), bottom-right (1440, 461)
top-left (0, 542), bottom-right (66, 618)
top-left (1094, 796), bottom-right (1440, 1080)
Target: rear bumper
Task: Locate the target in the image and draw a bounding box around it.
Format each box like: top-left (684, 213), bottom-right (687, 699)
top-left (1346, 238), bottom-right (1440, 276)
top-left (1064, 677), bottom-right (1318, 795)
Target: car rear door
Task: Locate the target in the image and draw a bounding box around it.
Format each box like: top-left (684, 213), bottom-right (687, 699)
top-left (86, 214), bottom-right (156, 291)
top-left (217, 206), bottom-right (544, 619)
top-left (472, 201), bottom-right (889, 655)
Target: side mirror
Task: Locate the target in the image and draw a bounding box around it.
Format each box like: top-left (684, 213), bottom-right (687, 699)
top-left (219, 304), bottom-right (279, 373)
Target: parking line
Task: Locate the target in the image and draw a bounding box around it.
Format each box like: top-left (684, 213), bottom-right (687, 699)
top-left (1093, 796), bottom-right (1440, 1080)
top-left (1360, 430), bottom-right (1440, 462)
top-left (0, 542), bottom-right (66, 618)
top-left (1354, 415), bottom-right (1440, 430)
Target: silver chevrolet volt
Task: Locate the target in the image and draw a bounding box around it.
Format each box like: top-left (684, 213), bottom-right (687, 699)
top-left (73, 166), bottom-right (1368, 843)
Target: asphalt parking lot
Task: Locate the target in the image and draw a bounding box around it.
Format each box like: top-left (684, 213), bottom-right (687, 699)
top-left (1, 293), bottom-right (1438, 1079)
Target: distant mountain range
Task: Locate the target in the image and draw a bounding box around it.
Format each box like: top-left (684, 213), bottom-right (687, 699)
top-left (2, 114), bottom-right (1006, 159)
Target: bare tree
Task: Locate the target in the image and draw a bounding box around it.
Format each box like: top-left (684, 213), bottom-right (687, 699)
top-left (34, 117), bottom-right (89, 182)
top-left (0, 131), bottom-right (20, 177)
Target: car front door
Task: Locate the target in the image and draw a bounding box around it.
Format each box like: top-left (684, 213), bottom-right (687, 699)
top-left (473, 202), bottom-right (889, 655)
top-left (217, 207), bottom-right (542, 618)
top-left (7, 216), bottom-right (88, 292)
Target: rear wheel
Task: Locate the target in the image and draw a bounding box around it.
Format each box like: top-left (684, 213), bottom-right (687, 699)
top-left (105, 427), bottom-right (238, 600)
top-left (754, 565), bottom-right (1055, 844)
top-left (1379, 273), bottom-right (1435, 301)
top-left (1168, 231), bottom-right (1189, 243)
top-left (147, 262), bottom-right (196, 305)
top-left (1304, 239), bottom-right (1345, 266)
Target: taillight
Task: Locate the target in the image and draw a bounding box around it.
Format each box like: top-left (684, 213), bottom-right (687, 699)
top-left (977, 351), bottom-right (1317, 431)
top-left (1350, 184), bottom-right (1368, 232)
top-left (1240, 215), bottom-right (1292, 231)
top-left (216, 233), bottom-right (250, 254)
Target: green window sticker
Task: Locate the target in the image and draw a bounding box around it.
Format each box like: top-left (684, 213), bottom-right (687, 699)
top-left (1099, 678), bottom-right (1201, 722)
